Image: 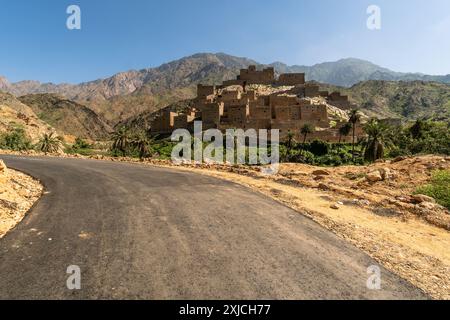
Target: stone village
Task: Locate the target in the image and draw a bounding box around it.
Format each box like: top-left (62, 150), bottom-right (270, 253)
top-left (151, 65), bottom-right (364, 142)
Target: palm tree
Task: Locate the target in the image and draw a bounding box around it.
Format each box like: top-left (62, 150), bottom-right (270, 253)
top-left (111, 127), bottom-right (131, 156)
top-left (338, 123), bottom-right (352, 144)
top-left (37, 132), bottom-right (61, 154)
top-left (363, 119), bottom-right (389, 162)
top-left (348, 109), bottom-right (361, 162)
top-left (300, 124), bottom-right (313, 144)
top-left (286, 130), bottom-right (295, 154)
top-left (131, 132), bottom-right (153, 160)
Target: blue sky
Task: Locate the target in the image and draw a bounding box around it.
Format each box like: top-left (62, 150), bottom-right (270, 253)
top-left (1, 0), bottom-right (450, 83)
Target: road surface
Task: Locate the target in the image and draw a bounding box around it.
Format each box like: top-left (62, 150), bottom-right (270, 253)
top-left (0, 155), bottom-right (427, 299)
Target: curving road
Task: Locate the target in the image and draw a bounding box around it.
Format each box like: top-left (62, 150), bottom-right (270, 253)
top-left (0, 155), bottom-right (427, 300)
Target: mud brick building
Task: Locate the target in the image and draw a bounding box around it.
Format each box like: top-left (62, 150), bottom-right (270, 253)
top-left (151, 66), bottom-right (362, 142)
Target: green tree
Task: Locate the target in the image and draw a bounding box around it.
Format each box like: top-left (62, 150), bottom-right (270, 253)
top-left (111, 127), bottom-right (131, 156)
top-left (348, 109), bottom-right (362, 162)
top-left (286, 130), bottom-right (295, 154)
top-left (300, 124), bottom-right (313, 144)
top-left (37, 132), bottom-right (61, 154)
top-left (338, 123), bottom-right (352, 144)
top-left (131, 132), bottom-right (153, 160)
top-left (363, 119), bottom-right (389, 162)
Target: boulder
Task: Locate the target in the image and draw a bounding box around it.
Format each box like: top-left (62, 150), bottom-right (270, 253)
top-left (396, 196), bottom-right (412, 203)
top-left (318, 183), bottom-right (330, 191)
top-left (366, 170), bottom-right (383, 182)
top-left (379, 167), bottom-right (395, 180)
top-left (312, 169), bottom-right (330, 176)
top-left (330, 204), bottom-right (340, 210)
top-left (412, 194), bottom-right (436, 204)
top-left (0, 160), bottom-right (8, 183)
top-left (392, 156), bottom-right (407, 163)
top-left (419, 202), bottom-right (436, 210)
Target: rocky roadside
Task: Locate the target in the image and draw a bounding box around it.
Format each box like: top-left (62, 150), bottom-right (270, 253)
top-left (0, 159), bottom-right (43, 238)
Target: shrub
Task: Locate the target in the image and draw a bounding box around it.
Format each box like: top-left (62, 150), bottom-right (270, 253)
top-left (309, 140), bottom-right (330, 156)
top-left (315, 154), bottom-right (343, 166)
top-left (73, 137), bottom-right (91, 149)
top-left (0, 128), bottom-right (32, 151)
top-left (415, 170), bottom-right (450, 209)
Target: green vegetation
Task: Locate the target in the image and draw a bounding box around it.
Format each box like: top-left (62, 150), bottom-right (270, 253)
top-left (363, 119), bottom-right (389, 162)
top-left (416, 170), bottom-right (450, 209)
top-left (111, 127), bottom-right (131, 157)
top-left (349, 109), bottom-right (362, 162)
top-left (386, 120), bottom-right (450, 157)
top-left (110, 128), bottom-right (157, 160)
top-left (36, 133), bottom-right (61, 154)
top-left (338, 123), bottom-right (352, 144)
top-left (131, 132), bottom-right (154, 160)
top-left (65, 137), bottom-right (97, 156)
top-left (1, 115), bottom-right (448, 169)
top-left (0, 127), bottom-right (32, 151)
top-left (105, 116), bottom-right (450, 167)
top-left (300, 124), bottom-right (313, 144)
top-left (280, 119), bottom-right (449, 167)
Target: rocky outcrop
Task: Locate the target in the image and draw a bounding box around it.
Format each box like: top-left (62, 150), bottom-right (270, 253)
top-left (412, 194), bottom-right (436, 204)
top-left (0, 160), bottom-right (7, 184)
top-left (366, 170), bottom-right (383, 182)
top-left (0, 164), bottom-right (43, 238)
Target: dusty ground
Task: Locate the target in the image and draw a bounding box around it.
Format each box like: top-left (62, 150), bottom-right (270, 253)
top-left (0, 160), bottom-right (43, 238)
top-left (1, 150), bottom-right (449, 299)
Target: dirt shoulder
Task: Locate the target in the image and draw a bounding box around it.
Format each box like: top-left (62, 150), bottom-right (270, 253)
top-left (0, 160), bottom-right (43, 238)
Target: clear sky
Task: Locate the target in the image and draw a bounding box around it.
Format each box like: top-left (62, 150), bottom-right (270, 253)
top-left (1, 0), bottom-right (450, 83)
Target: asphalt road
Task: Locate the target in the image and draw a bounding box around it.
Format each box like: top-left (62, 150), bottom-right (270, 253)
top-left (0, 155), bottom-right (427, 299)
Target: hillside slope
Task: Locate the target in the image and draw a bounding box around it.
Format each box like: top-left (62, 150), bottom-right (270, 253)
top-left (320, 81), bottom-right (450, 120)
top-left (0, 92), bottom-right (55, 142)
top-left (18, 94), bottom-right (112, 140)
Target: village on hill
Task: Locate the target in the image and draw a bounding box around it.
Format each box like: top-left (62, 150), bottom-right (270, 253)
top-left (150, 65), bottom-right (364, 142)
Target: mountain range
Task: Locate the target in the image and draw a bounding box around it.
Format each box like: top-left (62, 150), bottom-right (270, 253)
top-left (1, 53), bottom-right (449, 139)
top-left (2, 53), bottom-right (450, 95)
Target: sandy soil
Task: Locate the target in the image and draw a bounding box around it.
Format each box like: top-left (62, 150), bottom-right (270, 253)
top-left (0, 161), bottom-right (43, 238)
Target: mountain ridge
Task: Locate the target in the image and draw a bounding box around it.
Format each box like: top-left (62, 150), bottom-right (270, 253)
top-left (1, 53), bottom-right (449, 129)
top-left (2, 53), bottom-right (450, 91)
